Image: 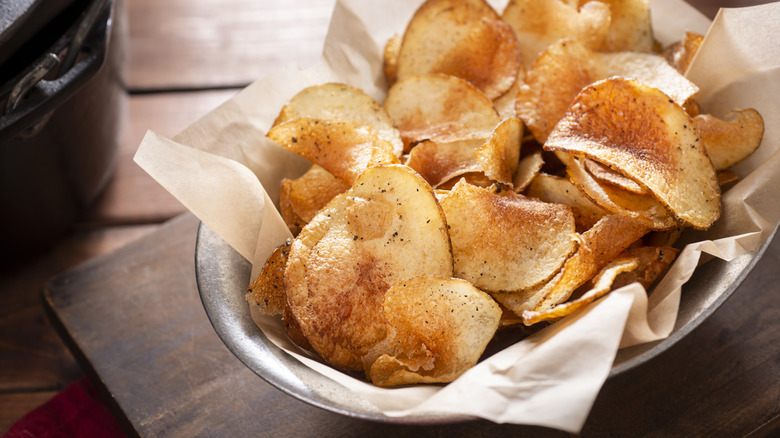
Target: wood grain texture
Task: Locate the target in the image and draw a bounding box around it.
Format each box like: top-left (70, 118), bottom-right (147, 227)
top-left (43, 214), bottom-right (780, 437)
top-left (126, 0), bottom-right (335, 91)
top-left (0, 391), bottom-right (59, 434)
top-left (84, 90), bottom-right (237, 225)
top-left (0, 225), bottom-right (156, 432)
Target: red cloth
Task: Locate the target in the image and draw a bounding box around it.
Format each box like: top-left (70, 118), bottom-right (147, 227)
top-left (4, 377), bottom-right (126, 438)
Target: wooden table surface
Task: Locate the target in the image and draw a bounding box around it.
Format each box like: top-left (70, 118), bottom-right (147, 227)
top-left (1, 0), bottom-right (777, 435)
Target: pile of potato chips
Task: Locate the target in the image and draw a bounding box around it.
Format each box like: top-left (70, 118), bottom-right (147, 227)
top-left (248, 0), bottom-right (764, 386)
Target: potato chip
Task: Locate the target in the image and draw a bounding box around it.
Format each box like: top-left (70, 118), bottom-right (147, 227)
top-left (439, 180), bottom-right (576, 292)
top-left (596, 51), bottom-right (699, 104)
top-left (512, 150), bottom-right (544, 192)
top-left (663, 32), bottom-right (704, 75)
top-left (528, 214), bottom-right (649, 317)
top-left (587, 0), bottom-right (654, 53)
top-left (583, 158), bottom-right (648, 195)
top-left (383, 34), bottom-right (402, 86)
top-left (610, 245), bottom-right (679, 290)
top-left (490, 272), bottom-right (560, 318)
top-left (274, 83), bottom-right (404, 156)
top-left (502, 0), bottom-right (611, 69)
top-left (474, 117), bottom-right (523, 186)
top-left (425, 18), bottom-right (522, 100)
top-left (384, 73), bottom-right (500, 149)
top-left (516, 39), bottom-right (699, 143)
top-left (284, 165), bottom-right (350, 223)
top-left (247, 239), bottom-right (291, 316)
top-left (493, 69), bottom-right (526, 119)
top-left (284, 165), bottom-right (453, 370)
top-left (279, 181), bottom-right (305, 235)
top-left (522, 256), bottom-right (639, 325)
top-left (526, 173), bottom-right (606, 232)
top-left (717, 170), bottom-right (739, 188)
top-left (692, 109), bottom-right (764, 171)
top-left (546, 77), bottom-right (721, 230)
top-left (394, 0), bottom-right (520, 99)
top-left (566, 155), bottom-right (677, 230)
top-left (405, 138), bottom-right (484, 188)
top-left (283, 305), bottom-right (311, 351)
top-left (365, 276), bottom-right (501, 386)
top-left (644, 227), bottom-right (683, 248)
top-left (268, 118), bottom-right (399, 185)
top-left (437, 172), bottom-right (495, 190)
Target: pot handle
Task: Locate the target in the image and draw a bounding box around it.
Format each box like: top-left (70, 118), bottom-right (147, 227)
top-left (5, 0), bottom-right (111, 115)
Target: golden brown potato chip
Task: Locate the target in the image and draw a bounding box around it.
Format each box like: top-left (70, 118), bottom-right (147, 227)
top-left (440, 180), bottom-right (576, 292)
top-left (273, 83), bottom-right (403, 156)
top-left (405, 139), bottom-right (484, 188)
top-left (396, 0), bottom-right (500, 73)
top-left (268, 118), bottom-right (399, 185)
top-left (436, 172), bottom-right (495, 190)
top-left (383, 34), bottom-right (402, 86)
top-left (566, 155), bottom-right (677, 230)
top-left (546, 78), bottom-right (720, 230)
top-left (583, 158), bottom-right (648, 195)
top-left (283, 305), bottom-right (311, 351)
top-left (246, 239), bottom-right (291, 316)
top-left (692, 109), bottom-right (764, 171)
top-left (663, 31), bottom-right (704, 75)
top-left (493, 69), bottom-right (525, 119)
top-left (284, 165), bottom-right (453, 370)
top-left (587, 0), bottom-right (654, 52)
top-left (502, 0), bottom-right (611, 69)
top-left (644, 227), bottom-right (683, 248)
top-left (610, 245), bottom-right (679, 290)
top-left (384, 74), bottom-right (501, 150)
top-left (516, 39), bottom-right (699, 143)
top-left (285, 165), bottom-right (350, 223)
top-left (522, 256), bottom-right (640, 325)
top-left (717, 170), bottom-right (739, 188)
top-left (490, 272), bottom-right (560, 318)
top-left (474, 117), bottom-right (523, 185)
top-left (596, 51), bottom-right (699, 104)
top-left (527, 214), bottom-right (649, 318)
top-left (279, 180), bottom-right (305, 235)
top-left (512, 150), bottom-right (544, 192)
top-left (526, 172), bottom-right (606, 232)
top-left (365, 276), bottom-right (501, 386)
top-left (426, 18), bottom-right (522, 100)
top-left (394, 0), bottom-right (520, 99)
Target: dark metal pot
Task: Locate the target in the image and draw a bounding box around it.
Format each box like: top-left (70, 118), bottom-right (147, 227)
top-left (0, 0), bottom-right (126, 263)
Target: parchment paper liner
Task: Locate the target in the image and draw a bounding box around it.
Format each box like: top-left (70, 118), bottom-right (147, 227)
top-left (134, 0), bottom-right (780, 432)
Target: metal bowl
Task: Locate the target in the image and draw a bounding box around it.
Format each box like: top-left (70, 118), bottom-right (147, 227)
top-left (195, 220), bottom-right (777, 423)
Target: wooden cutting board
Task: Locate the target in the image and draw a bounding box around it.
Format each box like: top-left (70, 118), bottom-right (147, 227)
top-left (42, 213), bottom-right (780, 437)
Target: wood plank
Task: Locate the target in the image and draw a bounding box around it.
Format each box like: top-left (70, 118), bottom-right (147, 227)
top-left (84, 89), bottom-right (237, 225)
top-left (126, 0), bottom-right (335, 91)
top-left (0, 225), bottom-right (157, 396)
top-left (0, 391), bottom-right (58, 434)
top-left (43, 214), bottom-right (780, 437)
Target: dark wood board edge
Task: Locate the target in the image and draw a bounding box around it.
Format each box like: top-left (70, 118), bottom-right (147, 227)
top-left (39, 215), bottom-right (199, 438)
top-left (41, 284), bottom-right (141, 438)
